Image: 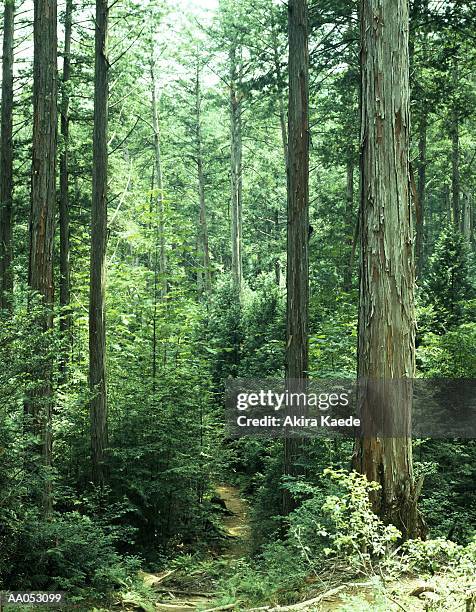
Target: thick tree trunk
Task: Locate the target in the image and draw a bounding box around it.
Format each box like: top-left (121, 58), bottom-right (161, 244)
top-left (89, 0), bottom-right (109, 487)
top-left (416, 113), bottom-right (427, 278)
top-left (230, 46), bottom-right (243, 294)
top-left (28, 0), bottom-right (58, 514)
top-left (195, 63), bottom-right (211, 294)
top-left (354, 0), bottom-right (421, 539)
top-left (59, 0), bottom-right (73, 377)
top-left (0, 0), bottom-right (15, 311)
top-left (150, 58), bottom-right (167, 298)
top-left (284, 0), bottom-right (309, 516)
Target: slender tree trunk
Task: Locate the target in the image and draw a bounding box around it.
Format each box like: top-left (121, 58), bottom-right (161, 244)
top-left (343, 156), bottom-right (354, 291)
top-left (28, 0), bottom-right (58, 515)
top-left (451, 59), bottom-right (461, 229)
top-left (462, 192), bottom-right (472, 241)
top-left (271, 2), bottom-right (287, 288)
top-left (149, 168), bottom-right (159, 388)
top-left (444, 183), bottom-right (451, 224)
top-left (0, 0), bottom-right (15, 311)
top-left (270, 2), bottom-right (288, 167)
top-left (451, 108), bottom-right (460, 229)
top-left (414, 0), bottom-right (428, 277)
top-left (89, 0), bottom-right (109, 487)
top-left (195, 62), bottom-right (211, 294)
top-left (150, 57), bottom-right (167, 297)
top-left (284, 0), bottom-right (309, 516)
top-left (59, 0), bottom-right (73, 378)
top-left (470, 196), bottom-right (475, 251)
top-left (230, 46), bottom-right (243, 294)
top-left (416, 113), bottom-right (427, 277)
top-left (354, 0), bottom-right (422, 539)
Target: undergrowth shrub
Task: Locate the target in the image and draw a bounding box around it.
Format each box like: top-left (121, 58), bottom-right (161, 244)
top-left (4, 511), bottom-right (140, 602)
top-left (285, 469), bottom-right (400, 573)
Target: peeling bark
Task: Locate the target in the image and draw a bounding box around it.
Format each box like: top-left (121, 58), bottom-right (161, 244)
top-left (28, 0), bottom-right (58, 514)
top-left (284, 0), bottom-right (309, 516)
top-left (354, 0), bottom-right (422, 539)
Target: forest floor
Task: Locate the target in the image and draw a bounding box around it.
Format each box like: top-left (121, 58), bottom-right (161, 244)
top-left (132, 489), bottom-right (474, 612)
top-left (213, 484), bottom-right (252, 558)
top-left (137, 484), bottom-right (251, 612)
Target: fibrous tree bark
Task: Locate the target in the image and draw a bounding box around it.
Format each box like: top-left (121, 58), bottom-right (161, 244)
top-left (284, 0), bottom-right (309, 515)
top-left (0, 0), bottom-right (15, 311)
top-left (28, 0), bottom-right (58, 514)
top-left (89, 0), bottom-right (109, 487)
top-left (354, 0), bottom-right (421, 539)
top-left (59, 0), bottom-right (73, 377)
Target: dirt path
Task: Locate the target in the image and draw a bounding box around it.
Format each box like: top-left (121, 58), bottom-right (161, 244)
top-left (214, 483), bottom-right (251, 558)
top-left (138, 484), bottom-right (251, 611)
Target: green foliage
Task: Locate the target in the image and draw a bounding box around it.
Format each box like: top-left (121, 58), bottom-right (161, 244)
top-left (417, 322), bottom-right (476, 377)
top-left (424, 228), bottom-right (475, 333)
top-left (414, 439), bottom-right (476, 543)
top-left (2, 510), bottom-right (140, 600)
top-left (285, 470), bottom-right (401, 574)
top-left (3, 0), bottom-right (476, 604)
top-left (309, 299), bottom-right (357, 377)
top-left (240, 275), bottom-right (285, 378)
top-left (205, 276), bottom-right (243, 384)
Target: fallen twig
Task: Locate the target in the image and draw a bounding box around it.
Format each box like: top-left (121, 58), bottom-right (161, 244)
top-left (268, 585), bottom-right (345, 610)
top-left (140, 569), bottom-right (176, 588)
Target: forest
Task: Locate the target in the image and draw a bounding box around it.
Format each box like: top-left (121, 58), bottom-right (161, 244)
top-left (0, 0), bottom-right (476, 610)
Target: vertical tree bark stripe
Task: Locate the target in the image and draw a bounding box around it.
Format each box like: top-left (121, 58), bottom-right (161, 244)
top-left (0, 0), bottom-right (15, 310)
top-left (28, 0), bottom-right (58, 515)
top-left (89, 0), bottom-right (109, 486)
top-left (59, 0), bottom-right (73, 376)
top-left (283, 0), bottom-right (309, 516)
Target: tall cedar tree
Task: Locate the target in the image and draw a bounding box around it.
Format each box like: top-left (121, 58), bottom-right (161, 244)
top-left (59, 0), bottom-right (73, 377)
top-left (284, 0), bottom-right (309, 515)
top-left (0, 0), bottom-right (15, 310)
top-left (354, 0), bottom-right (422, 538)
top-left (28, 0), bottom-right (58, 513)
top-left (89, 0), bottom-right (109, 486)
